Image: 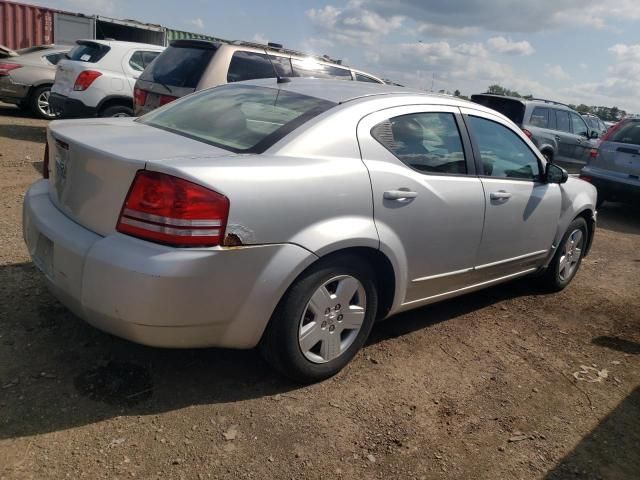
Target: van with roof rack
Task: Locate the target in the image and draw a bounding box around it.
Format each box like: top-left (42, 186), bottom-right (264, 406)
top-left (133, 39), bottom-right (385, 116)
top-left (471, 94), bottom-right (600, 170)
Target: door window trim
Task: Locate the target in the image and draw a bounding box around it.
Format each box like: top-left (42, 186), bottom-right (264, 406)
top-left (369, 110), bottom-right (477, 177)
top-left (461, 113), bottom-right (544, 183)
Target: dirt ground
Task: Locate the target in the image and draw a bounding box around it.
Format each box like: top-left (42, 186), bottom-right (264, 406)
top-left (0, 102), bottom-right (639, 480)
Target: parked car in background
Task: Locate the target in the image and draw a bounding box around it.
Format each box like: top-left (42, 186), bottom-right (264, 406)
top-left (580, 117), bottom-right (640, 207)
top-left (133, 40), bottom-right (385, 115)
top-left (0, 44), bottom-right (71, 119)
top-left (582, 113), bottom-right (608, 136)
top-left (25, 79), bottom-right (596, 382)
top-left (471, 94), bottom-right (598, 169)
top-left (50, 40), bottom-right (164, 118)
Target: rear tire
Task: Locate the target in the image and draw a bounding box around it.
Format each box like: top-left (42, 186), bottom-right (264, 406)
top-left (539, 217), bottom-right (588, 292)
top-left (100, 104), bottom-right (133, 117)
top-left (29, 85), bottom-right (56, 120)
top-left (260, 254), bottom-right (378, 384)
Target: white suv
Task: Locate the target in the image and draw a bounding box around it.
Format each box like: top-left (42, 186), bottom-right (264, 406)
top-left (50, 40), bottom-right (164, 118)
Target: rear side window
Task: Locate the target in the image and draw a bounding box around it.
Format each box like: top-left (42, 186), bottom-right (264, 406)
top-left (139, 45), bottom-right (217, 88)
top-left (371, 112), bottom-right (467, 175)
top-left (129, 51), bottom-right (161, 72)
top-left (529, 107), bottom-right (549, 128)
top-left (609, 121), bottom-right (640, 145)
top-left (68, 42), bottom-right (110, 63)
top-left (139, 84), bottom-right (335, 153)
top-left (355, 73), bottom-right (380, 83)
top-left (470, 95), bottom-right (525, 125)
top-left (227, 51), bottom-right (293, 82)
top-left (45, 53), bottom-right (65, 65)
top-left (467, 115), bottom-right (540, 180)
top-left (555, 110), bottom-right (571, 132)
top-left (292, 59), bottom-right (352, 80)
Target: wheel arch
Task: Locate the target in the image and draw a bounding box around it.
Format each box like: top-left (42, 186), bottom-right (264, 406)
top-left (575, 208), bottom-right (596, 257)
top-left (97, 95), bottom-right (133, 115)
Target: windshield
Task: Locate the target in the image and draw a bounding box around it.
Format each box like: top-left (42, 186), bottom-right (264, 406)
top-left (138, 84), bottom-right (336, 153)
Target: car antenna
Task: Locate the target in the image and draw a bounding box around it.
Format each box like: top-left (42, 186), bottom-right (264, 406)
top-left (263, 48), bottom-right (291, 84)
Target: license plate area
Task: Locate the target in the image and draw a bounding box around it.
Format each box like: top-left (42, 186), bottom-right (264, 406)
top-left (32, 233), bottom-right (54, 279)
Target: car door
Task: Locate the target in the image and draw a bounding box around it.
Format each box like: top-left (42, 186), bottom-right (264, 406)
top-left (461, 108), bottom-right (562, 279)
top-left (553, 109), bottom-right (578, 163)
top-left (569, 111), bottom-right (592, 163)
top-left (357, 106), bottom-right (485, 304)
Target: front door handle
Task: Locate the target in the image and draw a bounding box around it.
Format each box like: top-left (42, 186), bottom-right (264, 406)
top-left (384, 189), bottom-right (418, 200)
top-left (490, 191), bottom-right (512, 200)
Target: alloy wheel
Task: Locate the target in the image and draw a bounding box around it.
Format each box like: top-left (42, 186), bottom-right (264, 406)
top-left (558, 229), bottom-right (583, 281)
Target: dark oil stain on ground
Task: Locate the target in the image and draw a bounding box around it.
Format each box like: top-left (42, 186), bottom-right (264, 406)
top-left (74, 361), bottom-right (153, 407)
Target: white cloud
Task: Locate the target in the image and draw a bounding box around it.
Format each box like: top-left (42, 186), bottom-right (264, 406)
top-left (487, 36), bottom-right (535, 56)
top-left (545, 64), bottom-right (570, 80)
top-left (190, 18), bottom-right (205, 30)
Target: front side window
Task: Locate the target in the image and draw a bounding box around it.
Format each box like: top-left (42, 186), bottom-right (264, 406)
top-left (466, 115), bottom-right (541, 180)
top-left (139, 84), bottom-right (335, 153)
top-left (227, 51), bottom-right (293, 83)
top-left (555, 110), bottom-right (571, 132)
top-left (529, 107), bottom-right (549, 128)
top-left (570, 112), bottom-right (588, 137)
top-left (371, 112), bottom-right (467, 175)
top-left (292, 59), bottom-right (352, 80)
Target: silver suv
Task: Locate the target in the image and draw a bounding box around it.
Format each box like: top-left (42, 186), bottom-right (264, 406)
top-left (133, 40), bottom-right (384, 115)
top-left (471, 94), bottom-right (599, 171)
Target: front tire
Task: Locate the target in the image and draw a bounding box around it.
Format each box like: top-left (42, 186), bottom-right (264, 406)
top-left (539, 217), bottom-right (588, 292)
top-left (260, 254), bottom-right (378, 383)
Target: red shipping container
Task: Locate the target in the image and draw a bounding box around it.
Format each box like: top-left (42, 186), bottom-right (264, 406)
top-left (0, 1), bottom-right (56, 50)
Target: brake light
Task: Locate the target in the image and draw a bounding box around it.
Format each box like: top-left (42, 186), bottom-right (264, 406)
top-left (134, 87), bottom-right (147, 107)
top-left (522, 128), bottom-right (533, 139)
top-left (73, 70), bottom-right (102, 91)
top-left (43, 143), bottom-right (49, 179)
top-left (116, 170), bottom-right (229, 247)
top-left (159, 94), bottom-right (177, 106)
top-left (589, 148), bottom-right (598, 159)
top-left (0, 63), bottom-right (21, 76)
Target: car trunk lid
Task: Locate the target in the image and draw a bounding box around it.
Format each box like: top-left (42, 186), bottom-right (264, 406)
top-left (470, 94), bottom-right (526, 126)
top-left (46, 118), bottom-right (235, 236)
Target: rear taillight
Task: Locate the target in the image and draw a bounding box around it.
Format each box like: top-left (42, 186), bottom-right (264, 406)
top-left (133, 87), bottom-right (147, 107)
top-left (159, 94), bottom-right (177, 107)
top-left (579, 175), bottom-right (592, 182)
top-left (116, 170), bottom-right (229, 247)
top-left (589, 148), bottom-right (598, 159)
top-left (0, 63), bottom-right (21, 76)
top-left (73, 70), bottom-right (102, 91)
top-left (43, 143), bottom-right (50, 179)
top-left (522, 128), bottom-right (533, 139)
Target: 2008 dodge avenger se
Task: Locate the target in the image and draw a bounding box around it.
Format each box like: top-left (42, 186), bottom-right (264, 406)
top-left (23, 78), bottom-right (597, 382)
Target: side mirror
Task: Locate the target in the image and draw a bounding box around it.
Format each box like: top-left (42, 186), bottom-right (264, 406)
top-left (546, 163), bottom-right (569, 184)
top-left (590, 130), bottom-right (599, 139)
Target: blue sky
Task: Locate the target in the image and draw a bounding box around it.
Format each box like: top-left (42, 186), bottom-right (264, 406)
top-left (38, 0), bottom-right (640, 112)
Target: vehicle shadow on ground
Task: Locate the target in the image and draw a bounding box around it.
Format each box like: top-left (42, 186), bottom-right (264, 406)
top-left (0, 123), bottom-right (46, 143)
top-left (597, 202), bottom-right (640, 236)
top-left (0, 261), bottom-right (543, 440)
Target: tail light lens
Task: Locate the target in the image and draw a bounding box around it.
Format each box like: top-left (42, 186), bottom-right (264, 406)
top-left (522, 128), bottom-right (533, 139)
top-left (43, 143), bottom-right (50, 179)
top-left (0, 63), bottom-right (21, 76)
top-left (133, 87), bottom-right (147, 107)
top-left (73, 70), bottom-right (102, 91)
top-left (589, 148), bottom-right (598, 159)
top-left (159, 94), bottom-right (177, 107)
top-left (116, 170), bottom-right (229, 247)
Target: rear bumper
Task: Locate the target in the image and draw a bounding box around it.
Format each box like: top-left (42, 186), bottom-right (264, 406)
top-left (581, 166), bottom-right (640, 200)
top-left (23, 179), bottom-right (316, 348)
top-left (49, 92), bottom-right (97, 119)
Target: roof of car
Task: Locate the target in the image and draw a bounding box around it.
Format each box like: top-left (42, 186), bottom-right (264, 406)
top-left (76, 39), bottom-right (164, 49)
top-left (472, 93), bottom-right (574, 110)
top-left (242, 77), bottom-right (448, 104)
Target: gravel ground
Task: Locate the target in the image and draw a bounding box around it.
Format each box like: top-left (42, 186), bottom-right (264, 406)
top-left (0, 103), bottom-right (639, 480)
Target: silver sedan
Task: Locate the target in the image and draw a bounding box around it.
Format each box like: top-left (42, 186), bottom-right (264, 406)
top-left (23, 79), bottom-right (598, 382)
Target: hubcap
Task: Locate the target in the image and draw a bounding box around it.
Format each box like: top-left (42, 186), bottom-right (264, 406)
top-left (558, 229), bottom-right (583, 281)
top-left (298, 275), bottom-right (366, 364)
top-left (37, 90), bottom-right (54, 118)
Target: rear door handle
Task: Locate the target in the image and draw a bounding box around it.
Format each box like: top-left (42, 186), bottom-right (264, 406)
top-left (490, 191), bottom-right (512, 200)
top-left (384, 190), bottom-right (418, 200)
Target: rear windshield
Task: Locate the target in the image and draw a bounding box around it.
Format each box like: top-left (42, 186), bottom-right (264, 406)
top-left (68, 42), bottom-right (110, 63)
top-left (470, 95), bottom-right (525, 125)
top-left (139, 44), bottom-right (217, 88)
top-left (138, 84), bottom-right (336, 153)
top-left (609, 120), bottom-right (640, 146)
